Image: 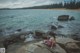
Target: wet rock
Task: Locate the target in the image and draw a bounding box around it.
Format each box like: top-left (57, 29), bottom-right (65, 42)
top-left (47, 31), bottom-right (56, 39)
top-left (72, 33), bottom-right (80, 41)
top-left (51, 25), bottom-right (57, 30)
top-left (49, 22), bottom-right (58, 30)
top-left (20, 35), bottom-right (25, 40)
top-left (58, 15), bottom-right (69, 21)
top-left (16, 29), bottom-right (22, 32)
top-left (27, 31), bottom-right (34, 34)
top-left (69, 16), bottom-right (75, 21)
top-left (58, 25), bottom-right (64, 28)
top-left (35, 30), bottom-right (45, 39)
top-left (3, 38), bottom-right (16, 49)
top-left (2, 34), bottom-right (26, 49)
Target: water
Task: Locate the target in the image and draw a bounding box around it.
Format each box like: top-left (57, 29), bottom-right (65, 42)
top-left (0, 9), bottom-right (80, 36)
top-left (24, 34), bottom-right (35, 42)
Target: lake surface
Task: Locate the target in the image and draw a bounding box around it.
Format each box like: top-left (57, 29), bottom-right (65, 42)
top-left (0, 9), bottom-right (80, 36)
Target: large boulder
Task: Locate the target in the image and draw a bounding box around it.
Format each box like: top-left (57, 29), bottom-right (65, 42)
top-left (11, 41), bottom-right (66, 53)
top-left (65, 42), bottom-right (80, 53)
top-left (2, 34), bottom-right (26, 49)
top-left (58, 15), bottom-right (75, 21)
top-left (58, 15), bottom-right (69, 21)
top-left (56, 37), bottom-right (80, 53)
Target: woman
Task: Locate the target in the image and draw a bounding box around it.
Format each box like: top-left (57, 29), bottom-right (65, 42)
top-left (43, 36), bottom-right (56, 48)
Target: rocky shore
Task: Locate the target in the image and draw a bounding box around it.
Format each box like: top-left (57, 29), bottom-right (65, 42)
top-left (0, 15), bottom-right (80, 53)
top-left (3, 37), bottom-right (80, 53)
top-left (0, 29), bottom-right (80, 53)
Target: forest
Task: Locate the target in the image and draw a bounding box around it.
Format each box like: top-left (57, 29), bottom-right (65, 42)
top-left (24, 0), bottom-right (80, 9)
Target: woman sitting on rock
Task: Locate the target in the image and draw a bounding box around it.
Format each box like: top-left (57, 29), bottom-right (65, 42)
top-left (43, 36), bottom-right (56, 48)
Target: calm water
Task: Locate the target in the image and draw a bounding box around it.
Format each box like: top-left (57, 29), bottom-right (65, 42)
top-left (0, 9), bottom-right (80, 36)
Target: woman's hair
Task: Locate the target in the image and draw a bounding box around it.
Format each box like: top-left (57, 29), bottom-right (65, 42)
top-left (48, 31), bottom-right (56, 39)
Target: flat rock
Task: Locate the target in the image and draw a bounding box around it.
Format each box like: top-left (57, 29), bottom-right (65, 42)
top-left (25, 41), bottom-right (66, 53)
top-left (56, 37), bottom-right (79, 44)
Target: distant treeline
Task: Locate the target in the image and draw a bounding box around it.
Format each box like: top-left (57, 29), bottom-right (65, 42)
top-left (24, 0), bottom-right (80, 9)
top-left (64, 0), bottom-right (80, 9)
top-left (0, 0), bottom-right (80, 10)
top-left (24, 3), bottom-right (63, 9)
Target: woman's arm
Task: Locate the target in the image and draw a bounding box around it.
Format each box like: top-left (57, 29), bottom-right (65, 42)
top-left (50, 39), bottom-right (54, 48)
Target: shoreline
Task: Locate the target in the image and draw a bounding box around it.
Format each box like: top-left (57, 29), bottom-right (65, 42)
top-left (35, 8), bottom-right (80, 11)
top-left (0, 8), bottom-right (80, 11)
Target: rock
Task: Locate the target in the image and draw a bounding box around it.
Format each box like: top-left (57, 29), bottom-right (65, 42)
top-left (50, 23), bottom-right (57, 30)
top-left (16, 29), bottom-right (22, 32)
top-left (35, 30), bottom-right (45, 39)
top-left (51, 25), bottom-right (57, 30)
top-left (65, 42), bottom-right (80, 53)
top-left (58, 25), bottom-right (64, 28)
top-left (72, 34), bottom-right (80, 41)
top-left (23, 41), bottom-right (66, 53)
top-left (58, 15), bottom-right (69, 21)
top-left (56, 37), bottom-right (78, 45)
top-left (47, 31), bottom-right (56, 38)
top-left (65, 42), bottom-right (79, 49)
top-left (76, 42), bottom-right (80, 48)
top-left (69, 16), bottom-right (75, 21)
top-left (56, 37), bottom-right (80, 53)
top-left (20, 35), bottom-right (25, 40)
top-left (3, 38), bottom-right (15, 49)
top-left (2, 34), bottom-right (26, 49)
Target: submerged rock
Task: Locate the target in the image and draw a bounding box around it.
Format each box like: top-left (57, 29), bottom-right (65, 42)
top-left (0, 29), bottom-right (3, 32)
top-left (58, 15), bottom-right (69, 21)
top-left (51, 25), bottom-right (57, 30)
top-left (16, 29), bottom-right (22, 32)
top-left (69, 16), bottom-right (75, 21)
top-left (58, 25), bottom-right (64, 28)
top-left (50, 23), bottom-right (57, 30)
